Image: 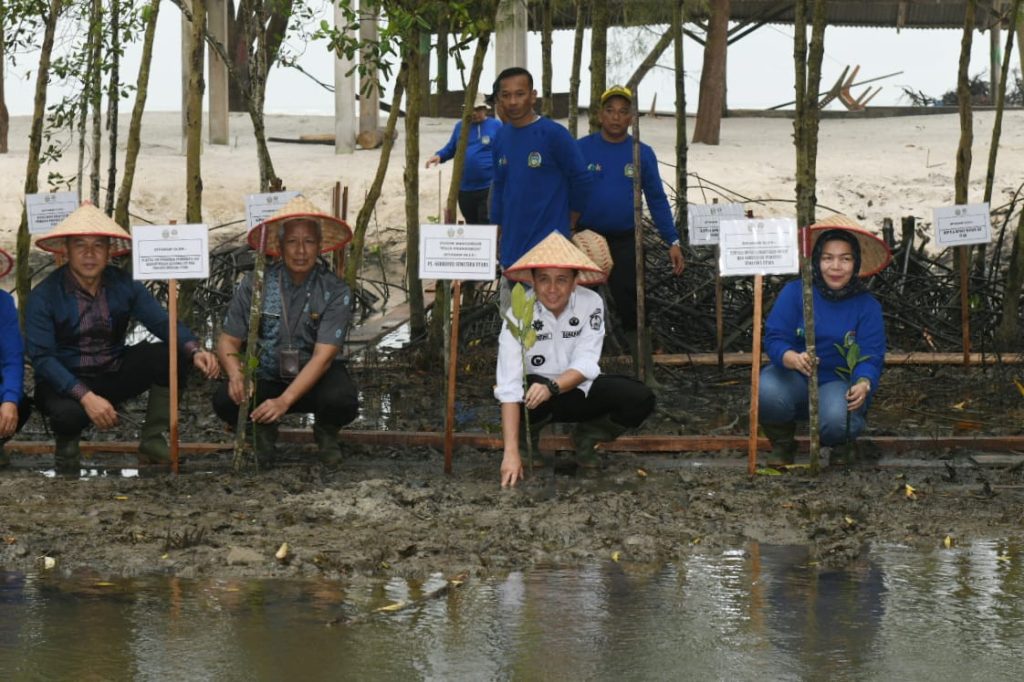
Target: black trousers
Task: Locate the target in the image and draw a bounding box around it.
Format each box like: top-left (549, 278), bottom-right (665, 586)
top-left (212, 361), bottom-right (359, 428)
top-left (35, 342), bottom-right (184, 438)
top-left (458, 188), bottom-right (491, 225)
top-left (602, 230), bottom-right (642, 332)
top-left (525, 374), bottom-right (655, 428)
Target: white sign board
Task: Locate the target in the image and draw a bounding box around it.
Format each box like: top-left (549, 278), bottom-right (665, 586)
top-left (245, 191), bottom-right (300, 230)
top-left (718, 218), bottom-right (799, 277)
top-left (26, 192), bottom-right (79, 235)
top-left (688, 202), bottom-right (745, 245)
top-left (132, 224), bottom-right (210, 281)
top-left (933, 203), bottom-right (991, 247)
top-left (418, 224), bottom-right (498, 281)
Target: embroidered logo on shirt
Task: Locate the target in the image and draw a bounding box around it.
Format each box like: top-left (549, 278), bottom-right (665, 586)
top-left (498, 155), bottom-right (508, 167)
top-left (532, 320), bottom-right (544, 331)
top-left (586, 163), bottom-right (602, 172)
top-left (482, 135), bottom-right (491, 145)
top-left (624, 163), bottom-right (635, 178)
top-left (531, 355), bottom-right (546, 367)
top-left (527, 151), bottom-right (542, 168)
top-left (569, 317), bottom-right (579, 326)
top-left (589, 309), bottom-right (603, 330)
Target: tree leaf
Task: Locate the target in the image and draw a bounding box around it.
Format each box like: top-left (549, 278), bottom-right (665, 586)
top-left (524, 328), bottom-right (537, 350)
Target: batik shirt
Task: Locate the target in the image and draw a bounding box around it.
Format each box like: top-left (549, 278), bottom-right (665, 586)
top-left (222, 262), bottom-right (353, 381)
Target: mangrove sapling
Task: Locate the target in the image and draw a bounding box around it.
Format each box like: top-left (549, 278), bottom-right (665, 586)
top-left (503, 283), bottom-right (539, 474)
top-left (834, 331), bottom-right (871, 462)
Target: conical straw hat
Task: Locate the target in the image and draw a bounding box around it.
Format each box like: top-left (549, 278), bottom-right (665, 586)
top-left (247, 195), bottom-right (353, 257)
top-left (809, 214), bottom-right (892, 277)
top-left (34, 202), bottom-right (133, 257)
top-left (504, 231), bottom-right (607, 285)
top-left (571, 230), bottom-right (614, 280)
top-left (0, 248), bottom-right (12, 279)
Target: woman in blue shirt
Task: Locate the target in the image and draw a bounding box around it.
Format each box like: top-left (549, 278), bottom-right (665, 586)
top-left (425, 93), bottom-right (502, 224)
top-left (0, 248), bottom-right (31, 468)
top-left (760, 216), bottom-right (891, 464)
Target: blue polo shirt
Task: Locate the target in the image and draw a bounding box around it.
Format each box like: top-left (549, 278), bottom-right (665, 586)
top-left (577, 132), bottom-right (679, 245)
top-left (489, 116), bottom-right (593, 268)
top-left (435, 117), bottom-right (502, 192)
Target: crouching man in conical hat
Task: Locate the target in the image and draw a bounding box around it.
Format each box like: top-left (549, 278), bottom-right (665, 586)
top-left (212, 196), bottom-right (359, 469)
top-left (25, 204), bottom-right (221, 476)
top-left (495, 232), bottom-right (656, 487)
top-left (0, 248), bottom-right (32, 469)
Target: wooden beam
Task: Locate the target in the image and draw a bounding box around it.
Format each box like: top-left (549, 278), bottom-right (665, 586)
top-left (8, 431), bottom-right (1024, 457)
top-left (641, 352), bottom-right (1024, 366)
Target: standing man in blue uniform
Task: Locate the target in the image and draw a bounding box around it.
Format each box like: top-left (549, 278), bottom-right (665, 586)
top-left (489, 67), bottom-right (593, 270)
top-left (425, 93), bottom-right (502, 224)
top-left (576, 85), bottom-right (684, 341)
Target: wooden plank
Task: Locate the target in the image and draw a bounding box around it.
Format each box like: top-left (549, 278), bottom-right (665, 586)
top-left (8, 432), bottom-right (1024, 457)
top-left (645, 352), bottom-right (1024, 366)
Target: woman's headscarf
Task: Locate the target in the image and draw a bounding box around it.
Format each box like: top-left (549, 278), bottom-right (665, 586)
top-left (811, 229), bottom-right (865, 301)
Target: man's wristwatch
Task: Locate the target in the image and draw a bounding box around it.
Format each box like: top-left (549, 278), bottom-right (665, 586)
top-left (544, 378), bottom-right (560, 397)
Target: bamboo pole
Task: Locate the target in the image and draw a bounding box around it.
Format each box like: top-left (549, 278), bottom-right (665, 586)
top-left (632, 352), bottom-right (1024, 366)
top-left (748, 274), bottom-right (763, 475)
top-left (444, 280), bottom-right (462, 474)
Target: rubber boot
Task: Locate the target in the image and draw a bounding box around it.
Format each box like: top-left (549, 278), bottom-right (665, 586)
top-left (54, 436), bottom-right (82, 477)
top-left (314, 422), bottom-right (343, 469)
top-left (571, 415), bottom-right (629, 468)
top-left (761, 422), bottom-right (797, 465)
top-left (519, 414), bottom-right (553, 469)
top-left (252, 423), bottom-right (279, 470)
top-left (138, 385), bottom-right (171, 465)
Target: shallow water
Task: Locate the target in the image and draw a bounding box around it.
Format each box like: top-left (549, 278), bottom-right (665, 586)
top-left (2, 541), bottom-right (1021, 681)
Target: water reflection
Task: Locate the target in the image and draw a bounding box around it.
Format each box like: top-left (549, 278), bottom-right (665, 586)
top-left (1, 541), bottom-right (1022, 680)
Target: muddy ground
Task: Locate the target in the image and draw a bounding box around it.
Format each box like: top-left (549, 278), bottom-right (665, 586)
top-left (2, 359), bottom-right (1023, 581)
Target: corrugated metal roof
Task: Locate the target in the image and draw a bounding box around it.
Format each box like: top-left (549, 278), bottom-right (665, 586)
top-left (533, 1), bottom-right (1006, 33)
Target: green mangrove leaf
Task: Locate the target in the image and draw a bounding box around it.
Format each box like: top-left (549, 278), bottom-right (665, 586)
top-left (524, 328), bottom-right (537, 350)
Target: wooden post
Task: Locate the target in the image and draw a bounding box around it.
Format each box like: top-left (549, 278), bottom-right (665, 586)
top-left (358, 0), bottom-right (381, 148)
top-left (748, 274), bottom-right (763, 475)
top-left (334, 1), bottom-right (356, 154)
top-left (332, 182), bottom-right (346, 278)
top-left (444, 280), bottom-right (463, 474)
top-left (168, 217), bottom-right (180, 475)
top-left (715, 253), bottom-right (724, 369)
top-left (169, 277), bottom-right (180, 474)
top-left (207, 0), bottom-right (229, 144)
top-left (960, 245), bottom-right (971, 364)
top-left (632, 86), bottom-right (650, 381)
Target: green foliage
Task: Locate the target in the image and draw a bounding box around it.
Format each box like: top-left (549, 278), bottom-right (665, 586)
top-left (504, 283), bottom-right (538, 351)
top-left (504, 282), bottom-right (539, 470)
top-left (833, 331), bottom-right (870, 383)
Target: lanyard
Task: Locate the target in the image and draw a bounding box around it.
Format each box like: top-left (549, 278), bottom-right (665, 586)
top-left (278, 270), bottom-right (313, 346)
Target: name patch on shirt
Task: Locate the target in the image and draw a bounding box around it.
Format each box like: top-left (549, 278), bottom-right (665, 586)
top-left (563, 329), bottom-right (581, 339)
top-left (535, 332), bottom-right (552, 341)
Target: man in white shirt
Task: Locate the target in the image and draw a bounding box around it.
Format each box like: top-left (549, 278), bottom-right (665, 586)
top-left (495, 233), bottom-right (655, 487)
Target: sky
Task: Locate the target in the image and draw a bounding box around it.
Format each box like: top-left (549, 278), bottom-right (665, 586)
top-left (2, 7), bottom-right (1018, 118)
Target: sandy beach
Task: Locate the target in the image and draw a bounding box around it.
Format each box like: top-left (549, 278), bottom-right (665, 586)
top-left (3, 109), bottom-right (1023, 258)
